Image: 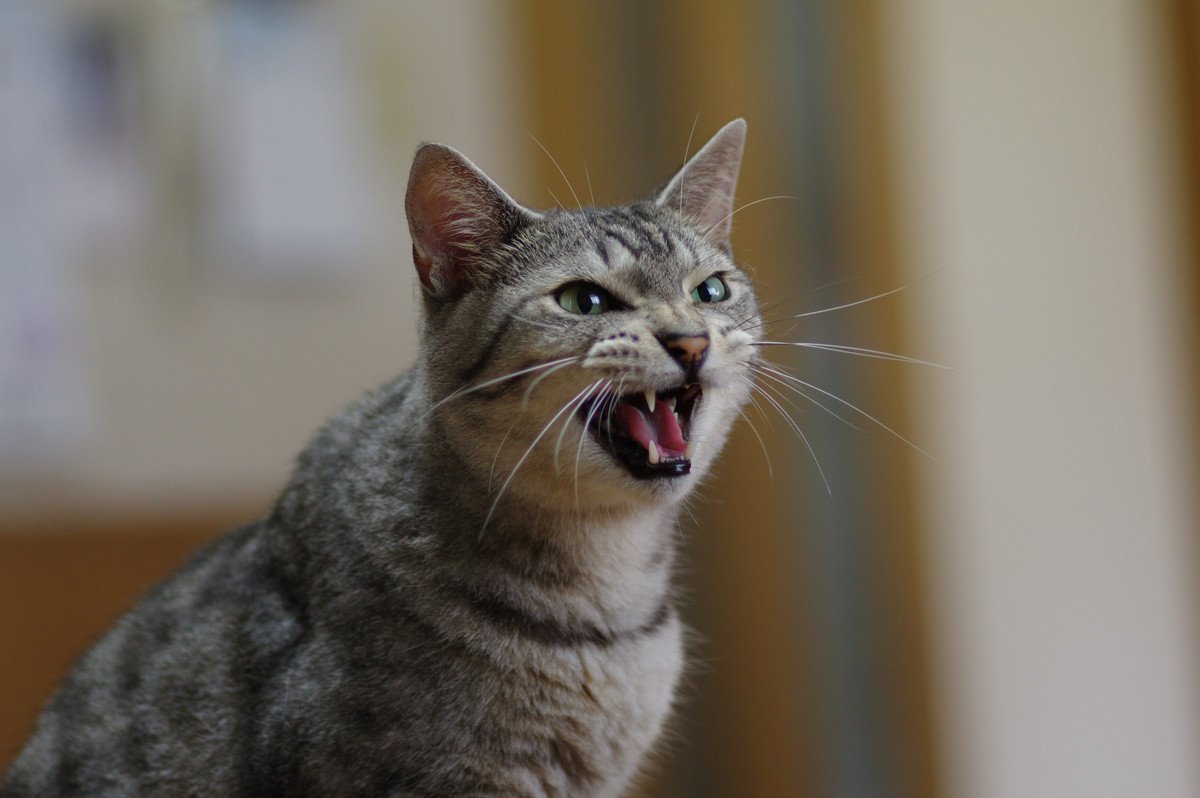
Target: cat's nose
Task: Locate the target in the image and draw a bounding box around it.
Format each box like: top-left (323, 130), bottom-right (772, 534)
top-left (657, 333), bottom-right (710, 376)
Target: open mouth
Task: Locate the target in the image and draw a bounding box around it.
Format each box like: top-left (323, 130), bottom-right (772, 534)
top-left (579, 384), bottom-right (702, 479)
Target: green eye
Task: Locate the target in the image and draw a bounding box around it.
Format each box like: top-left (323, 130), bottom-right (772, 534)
top-left (557, 282), bottom-right (612, 315)
top-left (691, 275), bottom-right (729, 304)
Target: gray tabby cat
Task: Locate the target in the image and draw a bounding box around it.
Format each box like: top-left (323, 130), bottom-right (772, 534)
top-left (4, 119), bottom-right (759, 797)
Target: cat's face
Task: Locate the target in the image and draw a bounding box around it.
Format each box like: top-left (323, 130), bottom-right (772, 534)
top-left (409, 121), bottom-right (759, 513)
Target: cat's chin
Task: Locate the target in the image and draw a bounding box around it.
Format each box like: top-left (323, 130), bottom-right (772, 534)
top-left (579, 383), bottom-right (701, 481)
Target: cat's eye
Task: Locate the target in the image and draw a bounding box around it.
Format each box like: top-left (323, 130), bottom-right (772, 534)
top-left (557, 282), bottom-right (613, 315)
top-left (691, 275), bottom-right (729, 304)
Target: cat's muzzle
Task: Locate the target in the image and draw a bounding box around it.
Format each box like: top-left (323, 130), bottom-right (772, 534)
top-left (580, 384), bottom-right (701, 479)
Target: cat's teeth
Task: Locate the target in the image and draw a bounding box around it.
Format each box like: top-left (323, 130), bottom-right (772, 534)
top-left (685, 442), bottom-right (694, 460)
top-left (647, 440), bottom-right (660, 465)
top-left (644, 390), bottom-right (656, 413)
top-left (664, 396), bottom-right (676, 411)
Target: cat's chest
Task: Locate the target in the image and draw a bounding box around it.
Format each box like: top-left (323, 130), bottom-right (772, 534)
top-left (499, 613), bottom-right (685, 794)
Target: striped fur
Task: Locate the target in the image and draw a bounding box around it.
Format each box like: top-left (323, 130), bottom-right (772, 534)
top-left (4, 120), bottom-right (758, 797)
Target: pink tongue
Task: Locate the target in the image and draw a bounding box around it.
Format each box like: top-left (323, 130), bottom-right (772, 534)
top-left (614, 400), bottom-right (687, 458)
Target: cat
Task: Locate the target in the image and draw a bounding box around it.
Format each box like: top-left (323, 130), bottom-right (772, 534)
top-left (3, 119), bottom-right (760, 797)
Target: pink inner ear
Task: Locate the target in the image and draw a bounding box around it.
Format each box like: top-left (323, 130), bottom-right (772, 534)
top-left (409, 183), bottom-right (468, 291)
top-left (407, 170), bottom-right (474, 293)
top-left (405, 144), bottom-right (516, 297)
top-left (657, 120), bottom-right (745, 250)
top-left (678, 172), bottom-right (737, 239)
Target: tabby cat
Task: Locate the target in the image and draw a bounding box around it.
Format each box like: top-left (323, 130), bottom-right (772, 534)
top-left (4, 119), bottom-right (759, 797)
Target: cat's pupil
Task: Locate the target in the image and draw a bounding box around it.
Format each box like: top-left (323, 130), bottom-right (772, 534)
top-left (692, 275), bottom-right (728, 304)
top-left (558, 283), bottom-right (611, 315)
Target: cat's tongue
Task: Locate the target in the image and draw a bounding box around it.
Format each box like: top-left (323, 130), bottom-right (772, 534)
top-left (614, 399), bottom-right (687, 460)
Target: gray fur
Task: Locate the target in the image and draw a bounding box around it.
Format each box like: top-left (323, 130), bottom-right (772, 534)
top-left (4, 120), bottom-right (759, 797)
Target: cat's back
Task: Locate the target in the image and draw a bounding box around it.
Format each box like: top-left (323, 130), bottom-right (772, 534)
top-left (3, 520), bottom-right (308, 797)
top-left (2, 373), bottom-right (424, 797)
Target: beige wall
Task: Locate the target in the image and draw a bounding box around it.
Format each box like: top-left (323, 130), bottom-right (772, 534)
top-left (882, 1), bottom-right (1200, 795)
top-left (1, 1), bottom-right (532, 519)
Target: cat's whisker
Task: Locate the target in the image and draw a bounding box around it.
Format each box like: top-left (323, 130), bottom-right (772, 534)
top-left (574, 380), bottom-right (613, 511)
top-left (422, 356), bottom-right (581, 420)
top-left (678, 497), bottom-right (702, 534)
top-left (733, 372), bottom-right (774, 432)
top-left (746, 378), bottom-right (831, 494)
top-left (482, 380), bottom-right (602, 536)
top-left (545, 185), bottom-right (565, 210)
top-left (488, 417), bottom-right (521, 492)
top-left (728, 275), bottom-right (870, 332)
top-left (753, 341), bottom-right (951, 369)
top-left (522, 358), bottom-right (582, 405)
top-left (601, 375), bottom-right (627, 450)
top-left (755, 362), bottom-right (931, 458)
top-left (554, 381), bottom-right (606, 471)
top-left (736, 406), bottom-right (773, 479)
top-left (740, 273), bottom-right (941, 333)
top-left (583, 159), bottom-right (596, 208)
top-left (700, 195), bottom-right (794, 240)
top-left (528, 131), bottom-right (583, 210)
top-left (750, 363), bottom-right (866, 433)
top-left (679, 111), bottom-right (701, 218)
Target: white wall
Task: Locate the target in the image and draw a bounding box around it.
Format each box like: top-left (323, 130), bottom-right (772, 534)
top-left (881, 2), bottom-right (1200, 796)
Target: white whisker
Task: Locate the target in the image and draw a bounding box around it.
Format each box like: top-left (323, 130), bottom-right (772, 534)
top-left (554, 382), bottom-right (604, 470)
top-left (756, 362), bottom-right (930, 458)
top-left (583, 159), bottom-right (596, 208)
top-left (488, 418), bottom-right (520, 491)
top-left (574, 380), bottom-right (612, 512)
top-left (730, 276), bottom-right (870, 332)
top-left (482, 380), bottom-right (602, 536)
top-left (421, 356), bottom-right (580, 421)
top-left (736, 406), bottom-right (773, 478)
top-left (748, 378), bottom-right (831, 494)
top-left (522, 358), bottom-right (581, 405)
top-left (680, 111), bottom-right (701, 217)
top-left (733, 373), bottom-right (774, 431)
top-left (754, 341), bottom-right (950, 369)
top-left (750, 363), bottom-right (866, 432)
top-left (701, 195), bottom-right (794, 240)
top-left (601, 376), bottom-right (627, 450)
top-left (744, 284), bottom-right (909, 331)
top-left (528, 131), bottom-right (583, 210)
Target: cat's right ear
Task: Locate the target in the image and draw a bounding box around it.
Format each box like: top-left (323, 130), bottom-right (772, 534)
top-left (405, 144), bottom-right (537, 298)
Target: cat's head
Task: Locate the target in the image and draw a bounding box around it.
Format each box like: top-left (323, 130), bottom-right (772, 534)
top-left (406, 120), bottom-right (759, 514)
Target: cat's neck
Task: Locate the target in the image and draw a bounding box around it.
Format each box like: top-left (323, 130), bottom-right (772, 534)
top-left (418, 422), bottom-right (679, 630)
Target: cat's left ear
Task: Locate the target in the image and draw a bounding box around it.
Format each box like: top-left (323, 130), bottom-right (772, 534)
top-left (406, 143), bottom-right (538, 298)
top-left (655, 119), bottom-right (746, 252)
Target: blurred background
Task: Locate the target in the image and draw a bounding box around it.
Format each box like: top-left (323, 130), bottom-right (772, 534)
top-left (2, 1), bottom-right (1198, 796)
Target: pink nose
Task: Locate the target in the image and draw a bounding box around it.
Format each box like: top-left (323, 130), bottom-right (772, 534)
top-left (658, 333), bottom-right (710, 373)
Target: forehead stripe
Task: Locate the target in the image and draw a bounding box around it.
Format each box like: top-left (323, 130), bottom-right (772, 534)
top-left (600, 227), bottom-right (643, 261)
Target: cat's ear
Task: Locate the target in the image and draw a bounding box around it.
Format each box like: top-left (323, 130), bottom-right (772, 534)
top-left (655, 119), bottom-right (746, 252)
top-left (405, 144), bottom-right (537, 297)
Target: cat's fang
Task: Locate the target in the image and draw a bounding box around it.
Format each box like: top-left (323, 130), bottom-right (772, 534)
top-left (578, 384), bottom-right (703, 479)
